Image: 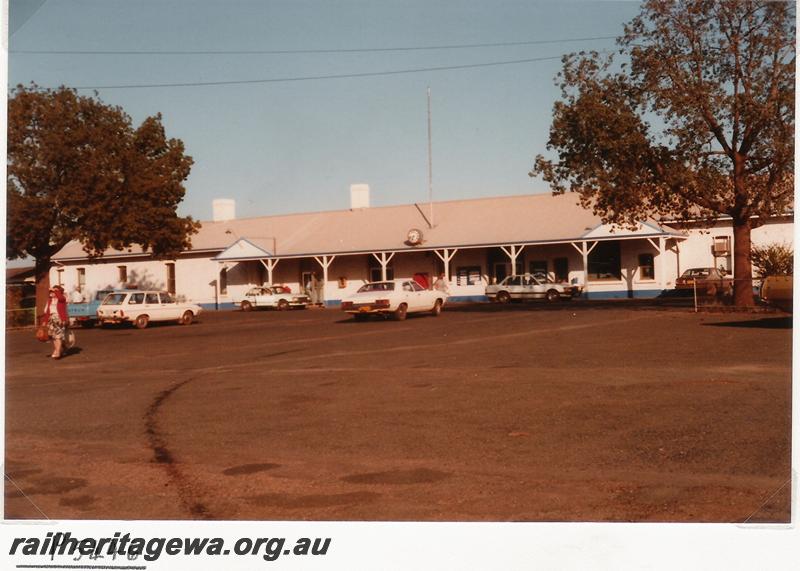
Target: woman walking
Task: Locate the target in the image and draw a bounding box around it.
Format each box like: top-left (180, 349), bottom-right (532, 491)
top-left (43, 285), bottom-right (69, 359)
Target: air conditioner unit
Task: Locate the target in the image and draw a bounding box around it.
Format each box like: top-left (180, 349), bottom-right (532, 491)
top-left (712, 238), bottom-right (730, 255)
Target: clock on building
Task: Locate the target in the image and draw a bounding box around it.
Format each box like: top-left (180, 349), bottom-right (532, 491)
top-left (406, 228), bottom-right (423, 245)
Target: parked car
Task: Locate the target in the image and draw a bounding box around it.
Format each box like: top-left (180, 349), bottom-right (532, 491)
top-left (674, 267), bottom-right (733, 295)
top-left (97, 290), bottom-right (202, 328)
top-left (485, 273), bottom-right (581, 303)
top-left (234, 286), bottom-right (310, 311)
top-left (341, 279), bottom-right (447, 321)
top-left (759, 275), bottom-right (792, 312)
top-left (68, 288), bottom-right (118, 327)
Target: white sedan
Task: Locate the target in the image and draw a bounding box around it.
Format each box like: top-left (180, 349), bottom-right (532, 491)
top-left (341, 279), bottom-right (447, 321)
top-left (234, 286), bottom-right (310, 311)
top-left (485, 273), bottom-right (581, 303)
top-left (97, 290), bottom-right (202, 328)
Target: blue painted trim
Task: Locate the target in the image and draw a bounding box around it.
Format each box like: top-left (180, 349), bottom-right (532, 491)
top-left (448, 295), bottom-right (490, 303)
top-left (199, 302), bottom-right (238, 311)
top-left (584, 289), bottom-right (665, 300)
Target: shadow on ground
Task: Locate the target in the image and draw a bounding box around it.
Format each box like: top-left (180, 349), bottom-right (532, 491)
top-left (702, 317), bottom-right (792, 329)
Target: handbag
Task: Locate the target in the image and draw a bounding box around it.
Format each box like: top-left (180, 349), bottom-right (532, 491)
top-left (35, 324), bottom-right (50, 342)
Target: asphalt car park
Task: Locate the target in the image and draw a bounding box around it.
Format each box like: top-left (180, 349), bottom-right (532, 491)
top-left (4, 302), bottom-right (791, 522)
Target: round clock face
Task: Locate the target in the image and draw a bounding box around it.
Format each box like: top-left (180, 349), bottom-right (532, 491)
top-left (407, 228), bottom-right (422, 244)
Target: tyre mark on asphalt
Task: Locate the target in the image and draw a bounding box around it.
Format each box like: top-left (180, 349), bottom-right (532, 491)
top-left (143, 377), bottom-right (214, 520)
top-left (176, 313), bottom-right (655, 375)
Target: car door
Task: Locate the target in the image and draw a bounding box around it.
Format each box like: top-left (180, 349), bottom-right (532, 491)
top-left (527, 275), bottom-right (547, 299)
top-left (400, 281), bottom-right (419, 311)
top-left (159, 292), bottom-right (180, 319)
top-left (409, 280), bottom-right (430, 310)
top-left (142, 292), bottom-right (161, 321)
top-left (506, 276), bottom-right (523, 299)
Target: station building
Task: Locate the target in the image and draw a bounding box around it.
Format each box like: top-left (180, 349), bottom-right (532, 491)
top-left (50, 185), bottom-right (793, 308)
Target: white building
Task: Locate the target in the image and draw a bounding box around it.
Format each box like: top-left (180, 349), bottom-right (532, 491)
top-left (50, 187), bottom-right (793, 308)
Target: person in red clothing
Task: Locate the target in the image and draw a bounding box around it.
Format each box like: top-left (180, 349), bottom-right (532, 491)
top-left (43, 285), bottom-right (69, 359)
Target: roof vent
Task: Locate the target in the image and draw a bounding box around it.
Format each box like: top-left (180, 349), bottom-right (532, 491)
top-left (350, 184), bottom-right (370, 210)
top-left (213, 199), bottom-right (236, 222)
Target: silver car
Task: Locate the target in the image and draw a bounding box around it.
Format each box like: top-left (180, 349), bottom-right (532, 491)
top-left (485, 273), bottom-right (581, 303)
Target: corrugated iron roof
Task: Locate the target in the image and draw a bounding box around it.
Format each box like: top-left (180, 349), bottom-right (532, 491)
top-left (53, 192), bottom-right (680, 261)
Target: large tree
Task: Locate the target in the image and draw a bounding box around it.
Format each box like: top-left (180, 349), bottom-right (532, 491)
top-left (7, 84), bottom-right (200, 308)
top-left (532, 0), bottom-right (794, 306)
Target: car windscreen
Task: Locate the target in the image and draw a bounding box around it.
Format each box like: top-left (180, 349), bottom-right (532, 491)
top-left (102, 293), bottom-right (128, 305)
top-left (357, 282), bottom-right (395, 293)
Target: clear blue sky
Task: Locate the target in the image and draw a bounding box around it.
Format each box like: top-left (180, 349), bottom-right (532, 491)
top-left (8, 0), bottom-right (641, 222)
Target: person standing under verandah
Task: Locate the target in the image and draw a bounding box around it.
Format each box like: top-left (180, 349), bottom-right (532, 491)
top-left (433, 273), bottom-right (450, 296)
top-left (312, 272), bottom-right (324, 307)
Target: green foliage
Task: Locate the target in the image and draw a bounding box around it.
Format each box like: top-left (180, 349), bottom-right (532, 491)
top-left (751, 243), bottom-right (793, 277)
top-left (7, 85), bottom-right (200, 264)
top-left (531, 0), bottom-right (795, 305)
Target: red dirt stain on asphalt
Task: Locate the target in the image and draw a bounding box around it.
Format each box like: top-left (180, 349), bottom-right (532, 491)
top-left (341, 468), bottom-right (451, 485)
top-left (19, 477), bottom-right (88, 495)
top-left (59, 494), bottom-right (96, 509)
top-left (246, 491), bottom-right (380, 509)
top-left (222, 463), bottom-right (281, 476)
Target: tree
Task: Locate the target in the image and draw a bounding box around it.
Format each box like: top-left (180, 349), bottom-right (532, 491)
top-left (7, 84), bottom-right (200, 309)
top-left (751, 242), bottom-right (793, 278)
top-left (531, 0), bottom-right (794, 306)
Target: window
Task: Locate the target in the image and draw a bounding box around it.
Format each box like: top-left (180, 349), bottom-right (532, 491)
top-left (529, 260), bottom-right (548, 282)
top-left (402, 282), bottom-right (414, 292)
top-left (456, 266), bottom-right (481, 286)
top-left (369, 265), bottom-right (394, 282)
top-left (118, 265), bottom-right (127, 284)
top-left (220, 268), bottom-right (228, 294)
top-left (713, 236), bottom-right (730, 255)
top-left (160, 292), bottom-right (174, 304)
top-left (165, 263), bottom-right (176, 294)
top-left (554, 258), bottom-right (569, 283)
top-left (128, 293), bottom-right (145, 304)
top-left (358, 282), bottom-right (394, 293)
top-left (145, 293), bottom-right (160, 304)
top-left (587, 241), bottom-right (621, 281)
top-left (638, 253), bottom-right (655, 280)
top-left (410, 281), bottom-right (425, 292)
top-left (77, 268), bottom-right (86, 292)
top-left (57, 268), bottom-right (64, 286)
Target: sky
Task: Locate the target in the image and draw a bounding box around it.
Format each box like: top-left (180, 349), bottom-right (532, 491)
top-left (7, 0), bottom-right (642, 222)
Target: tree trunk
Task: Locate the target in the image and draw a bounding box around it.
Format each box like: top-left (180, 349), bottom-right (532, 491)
top-left (34, 257), bottom-right (52, 321)
top-left (732, 218), bottom-right (754, 307)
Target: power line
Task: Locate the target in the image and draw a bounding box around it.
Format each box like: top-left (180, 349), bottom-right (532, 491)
top-left (68, 54), bottom-right (588, 90)
top-left (11, 35), bottom-right (617, 55)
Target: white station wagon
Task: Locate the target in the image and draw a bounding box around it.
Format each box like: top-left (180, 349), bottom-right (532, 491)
top-left (485, 273), bottom-right (582, 303)
top-left (341, 279), bottom-right (447, 321)
top-left (97, 290), bottom-right (202, 329)
top-left (234, 286), bottom-right (310, 311)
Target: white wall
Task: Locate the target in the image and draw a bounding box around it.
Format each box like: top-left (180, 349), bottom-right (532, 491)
top-left (51, 217), bottom-right (793, 305)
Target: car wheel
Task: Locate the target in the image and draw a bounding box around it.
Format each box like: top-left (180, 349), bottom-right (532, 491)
top-left (180, 310), bottom-right (194, 325)
top-left (546, 289), bottom-right (560, 302)
top-left (394, 303), bottom-right (408, 321)
top-left (496, 291), bottom-right (511, 304)
top-left (241, 300), bottom-right (252, 312)
top-left (431, 299), bottom-right (443, 316)
top-left (134, 315), bottom-right (149, 329)
top-left (277, 299), bottom-right (289, 311)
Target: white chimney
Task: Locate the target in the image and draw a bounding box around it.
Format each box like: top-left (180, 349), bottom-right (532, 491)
top-left (350, 184), bottom-right (370, 210)
top-left (213, 199), bottom-right (236, 222)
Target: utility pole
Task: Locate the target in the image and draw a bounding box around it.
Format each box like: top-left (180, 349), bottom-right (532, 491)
top-left (427, 86), bottom-right (434, 229)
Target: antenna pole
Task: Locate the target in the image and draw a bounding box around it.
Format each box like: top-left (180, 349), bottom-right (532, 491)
top-left (427, 86), bottom-right (434, 229)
